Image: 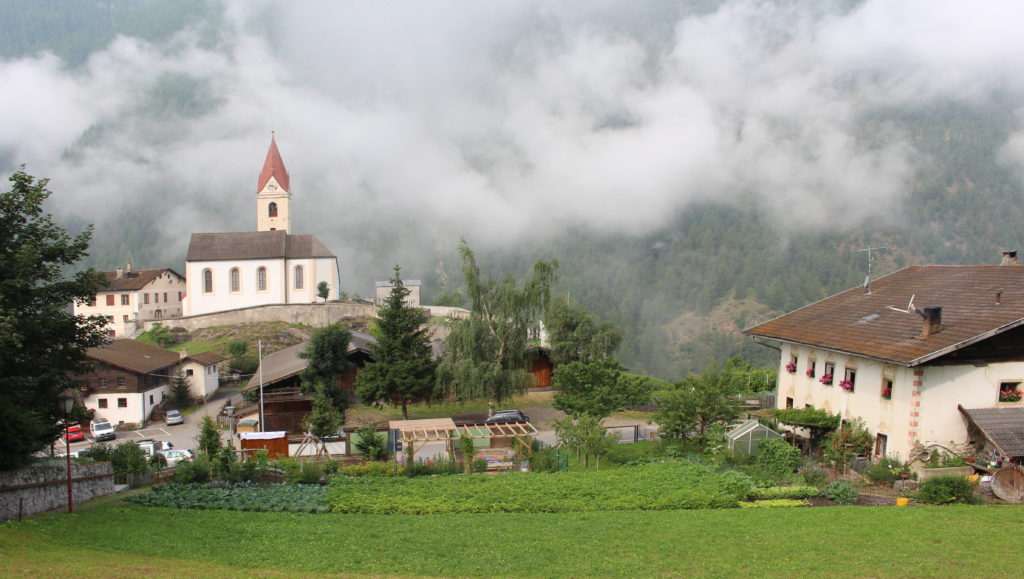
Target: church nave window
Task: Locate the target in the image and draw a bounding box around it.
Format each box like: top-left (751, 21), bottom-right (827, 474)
top-left (203, 269), bottom-right (213, 294)
top-left (230, 268), bottom-right (241, 293)
top-left (257, 267), bottom-right (268, 292)
top-left (294, 265), bottom-right (304, 290)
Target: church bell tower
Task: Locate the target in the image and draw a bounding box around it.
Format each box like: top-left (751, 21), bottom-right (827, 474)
top-left (256, 133), bottom-right (292, 233)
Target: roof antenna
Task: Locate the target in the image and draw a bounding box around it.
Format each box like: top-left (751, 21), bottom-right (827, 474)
top-left (855, 246), bottom-right (887, 294)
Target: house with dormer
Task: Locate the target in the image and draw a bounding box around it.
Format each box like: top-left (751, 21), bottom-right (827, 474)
top-left (183, 135), bottom-right (340, 317)
top-left (73, 266), bottom-right (186, 338)
top-left (744, 254), bottom-right (1024, 461)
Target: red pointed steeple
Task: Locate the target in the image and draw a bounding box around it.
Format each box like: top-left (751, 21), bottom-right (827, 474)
top-left (257, 133), bottom-right (290, 192)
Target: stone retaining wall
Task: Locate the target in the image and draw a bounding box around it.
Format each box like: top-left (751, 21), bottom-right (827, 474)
top-left (0, 461), bottom-right (115, 521)
top-left (142, 302), bottom-right (378, 333)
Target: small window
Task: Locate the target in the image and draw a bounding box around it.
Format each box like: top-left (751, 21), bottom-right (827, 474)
top-left (295, 265), bottom-right (304, 290)
top-left (875, 433), bottom-right (887, 457)
top-left (106, 295), bottom-right (115, 306)
top-left (106, 315), bottom-right (114, 323)
top-left (121, 294), bottom-right (130, 305)
top-left (117, 398), bottom-right (127, 408)
top-left (122, 315), bottom-right (129, 322)
top-left (806, 359), bottom-right (816, 378)
top-left (144, 293), bottom-right (150, 305)
top-left (203, 269), bottom-right (213, 294)
top-left (785, 397), bottom-right (794, 409)
top-left (269, 202), bottom-right (278, 217)
top-left (87, 296), bottom-right (96, 307)
top-left (177, 292), bottom-right (183, 301)
top-left (881, 377), bottom-right (893, 400)
top-left (164, 292), bottom-right (168, 302)
top-left (185, 369), bottom-right (194, 377)
top-left (822, 362), bottom-right (835, 385)
top-left (230, 268), bottom-right (240, 293)
top-left (785, 355), bottom-right (797, 373)
top-left (98, 378), bottom-right (108, 388)
top-left (117, 377), bottom-right (126, 388)
top-left (98, 398), bottom-right (108, 409)
top-left (149, 394), bottom-right (154, 404)
top-left (841, 368), bottom-right (856, 392)
top-left (107, 330), bottom-right (116, 337)
top-left (257, 267), bottom-right (267, 292)
top-left (999, 381), bottom-right (1023, 402)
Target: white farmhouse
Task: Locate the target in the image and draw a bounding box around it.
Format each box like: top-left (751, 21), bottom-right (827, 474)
top-left (182, 135), bottom-right (339, 316)
top-left (74, 266), bottom-right (185, 338)
top-left (745, 254), bottom-right (1024, 461)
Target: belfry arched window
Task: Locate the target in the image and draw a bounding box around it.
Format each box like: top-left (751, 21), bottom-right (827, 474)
top-left (268, 202), bottom-right (278, 217)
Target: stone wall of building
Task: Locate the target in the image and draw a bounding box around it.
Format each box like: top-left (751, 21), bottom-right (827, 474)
top-left (0, 461), bottom-right (115, 521)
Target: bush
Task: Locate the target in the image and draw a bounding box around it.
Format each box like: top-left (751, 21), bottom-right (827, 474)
top-left (299, 461), bottom-right (322, 484)
top-left (754, 439), bottom-right (800, 479)
top-left (322, 460), bottom-right (340, 475)
top-left (354, 427), bottom-right (388, 461)
top-left (865, 456), bottom-right (905, 486)
top-left (916, 475), bottom-right (979, 505)
top-left (799, 466), bottom-right (828, 487)
top-left (470, 458), bottom-right (488, 473)
top-left (751, 485), bottom-right (820, 500)
top-left (822, 480), bottom-right (858, 505)
top-left (336, 462), bottom-right (394, 477)
top-left (529, 446), bottom-right (563, 473)
top-left (718, 471), bottom-right (755, 500)
top-left (175, 455), bottom-right (211, 484)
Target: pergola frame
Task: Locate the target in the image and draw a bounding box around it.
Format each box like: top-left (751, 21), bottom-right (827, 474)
top-left (388, 418), bottom-right (540, 458)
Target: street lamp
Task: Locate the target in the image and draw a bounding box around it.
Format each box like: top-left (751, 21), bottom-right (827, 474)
top-left (58, 393), bottom-right (76, 514)
top-left (225, 405), bottom-right (236, 440)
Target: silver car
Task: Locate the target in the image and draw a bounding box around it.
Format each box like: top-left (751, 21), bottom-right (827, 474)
top-left (165, 409), bottom-right (184, 426)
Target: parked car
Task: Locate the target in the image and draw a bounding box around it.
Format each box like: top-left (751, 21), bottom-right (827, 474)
top-left (157, 448), bottom-right (194, 467)
top-left (165, 409), bottom-right (184, 426)
top-left (137, 439), bottom-right (172, 457)
top-left (484, 410), bottom-right (530, 423)
top-left (65, 424), bottom-right (85, 442)
top-left (89, 420), bottom-right (116, 442)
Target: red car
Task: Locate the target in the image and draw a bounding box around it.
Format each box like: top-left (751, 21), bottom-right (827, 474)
top-left (65, 425), bottom-right (85, 442)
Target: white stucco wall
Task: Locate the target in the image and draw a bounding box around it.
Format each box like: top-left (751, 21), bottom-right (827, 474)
top-left (85, 385), bottom-right (167, 428)
top-left (180, 360), bottom-right (221, 400)
top-left (185, 256), bottom-right (338, 316)
top-left (777, 343), bottom-right (1024, 459)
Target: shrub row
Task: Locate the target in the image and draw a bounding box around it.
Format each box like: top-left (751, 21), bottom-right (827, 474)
top-left (131, 482), bottom-right (329, 513)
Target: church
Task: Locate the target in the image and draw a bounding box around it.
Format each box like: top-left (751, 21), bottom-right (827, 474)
top-left (183, 136), bottom-right (340, 316)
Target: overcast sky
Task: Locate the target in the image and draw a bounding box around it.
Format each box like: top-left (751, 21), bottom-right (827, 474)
top-left (3, 0), bottom-right (1024, 289)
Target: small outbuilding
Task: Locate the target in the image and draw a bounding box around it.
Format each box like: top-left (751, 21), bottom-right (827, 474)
top-left (240, 431), bottom-right (289, 459)
top-left (727, 418), bottom-right (783, 456)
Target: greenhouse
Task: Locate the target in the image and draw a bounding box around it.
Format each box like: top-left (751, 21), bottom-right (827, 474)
top-left (727, 418), bottom-right (782, 456)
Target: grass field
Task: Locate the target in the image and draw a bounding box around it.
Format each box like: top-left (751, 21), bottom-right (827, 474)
top-left (3, 500), bottom-right (1022, 577)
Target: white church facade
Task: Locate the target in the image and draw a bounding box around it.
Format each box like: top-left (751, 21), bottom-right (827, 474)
top-left (183, 136), bottom-right (339, 317)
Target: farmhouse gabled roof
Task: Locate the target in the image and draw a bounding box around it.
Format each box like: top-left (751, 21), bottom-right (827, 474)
top-left (186, 231), bottom-right (335, 261)
top-left (185, 351), bottom-right (227, 366)
top-left (99, 268), bottom-right (184, 292)
top-left (959, 406), bottom-right (1024, 458)
top-left (258, 134), bottom-right (290, 192)
top-left (86, 340), bottom-right (181, 374)
top-left (743, 265), bottom-right (1024, 366)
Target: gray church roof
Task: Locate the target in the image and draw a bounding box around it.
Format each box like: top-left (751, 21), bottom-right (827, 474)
top-left (186, 231), bottom-right (336, 261)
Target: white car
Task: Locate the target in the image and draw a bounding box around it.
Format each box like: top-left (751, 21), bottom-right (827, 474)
top-left (89, 420), bottom-right (116, 442)
top-left (165, 409), bottom-right (184, 426)
top-left (157, 448), bottom-right (194, 467)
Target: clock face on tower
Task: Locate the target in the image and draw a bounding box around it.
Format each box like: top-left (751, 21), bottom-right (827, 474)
top-left (267, 182), bottom-right (278, 191)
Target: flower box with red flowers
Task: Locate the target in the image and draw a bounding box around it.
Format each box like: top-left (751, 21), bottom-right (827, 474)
top-left (999, 388), bottom-right (1023, 402)
top-left (819, 373), bottom-right (833, 386)
top-left (881, 386), bottom-right (892, 400)
top-left (806, 368), bottom-right (815, 378)
top-left (785, 362), bottom-right (797, 373)
top-left (839, 379), bottom-right (855, 392)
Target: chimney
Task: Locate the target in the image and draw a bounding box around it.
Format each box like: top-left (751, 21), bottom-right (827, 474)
top-left (115, 267), bottom-right (123, 279)
top-left (179, 348), bottom-right (188, 360)
top-left (126, 261), bottom-right (132, 272)
top-left (917, 307), bottom-right (942, 339)
top-left (1001, 251), bottom-right (1018, 265)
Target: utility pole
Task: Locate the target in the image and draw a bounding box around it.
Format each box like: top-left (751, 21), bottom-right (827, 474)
top-left (856, 246), bottom-right (887, 294)
top-left (258, 339), bottom-right (265, 432)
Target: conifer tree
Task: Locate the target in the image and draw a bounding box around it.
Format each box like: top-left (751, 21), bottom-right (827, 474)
top-left (356, 266), bottom-right (436, 419)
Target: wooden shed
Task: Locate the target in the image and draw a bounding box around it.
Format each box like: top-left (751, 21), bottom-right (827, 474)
top-left (240, 431), bottom-right (289, 459)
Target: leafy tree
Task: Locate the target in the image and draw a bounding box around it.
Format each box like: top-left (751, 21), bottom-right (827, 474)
top-left (435, 240), bottom-right (557, 413)
top-left (226, 339), bottom-right (248, 360)
top-left (317, 281), bottom-right (330, 302)
top-left (0, 168), bottom-right (109, 470)
top-left (822, 418), bottom-right (873, 471)
top-left (195, 415), bottom-right (222, 456)
top-left (554, 414), bottom-right (618, 469)
top-left (545, 295), bottom-right (622, 365)
top-left (140, 322), bottom-right (173, 346)
top-left (171, 372), bottom-right (191, 408)
top-left (720, 356), bottom-right (777, 393)
top-left (552, 357), bottom-right (630, 419)
top-left (356, 266), bottom-right (436, 419)
top-left (651, 365), bottom-right (740, 448)
top-left (299, 323), bottom-right (354, 413)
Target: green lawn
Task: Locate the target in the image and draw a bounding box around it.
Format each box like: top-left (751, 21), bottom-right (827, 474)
top-left (4, 501), bottom-right (1021, 577)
